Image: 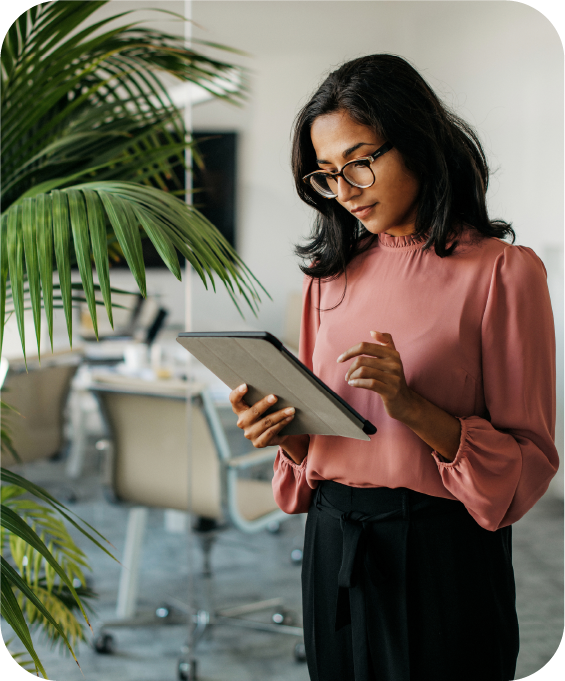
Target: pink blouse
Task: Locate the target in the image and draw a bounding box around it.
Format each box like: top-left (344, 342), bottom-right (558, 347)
top-left (272, 231), bottom-right (559, 531)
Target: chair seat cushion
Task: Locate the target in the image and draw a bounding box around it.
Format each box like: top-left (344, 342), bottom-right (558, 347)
top-left (236, 479), bottom-right (279, 521)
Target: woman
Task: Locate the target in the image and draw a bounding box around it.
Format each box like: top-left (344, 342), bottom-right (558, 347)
top-left (229, 54), bottom-right (558, 681)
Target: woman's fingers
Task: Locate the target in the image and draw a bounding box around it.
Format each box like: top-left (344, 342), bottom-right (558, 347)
top-left (229, 385), bottom-right (296, 447)
top-left (236, 392), bottom-right (281, 429)
top-left (344, 356), bottom-right (396, 382)
top-left (347, 376), bottom-right (388, 392)
top-left (337, 341), bottom-right (397, 364)
top-left (337, 332), bottom-right (398, 365)
top-left (229, 384), bottom-right (277, 421)
top-left (244, 406), bottom-right (295, 441)
top-left (250, 410), bottom-right (296, 448)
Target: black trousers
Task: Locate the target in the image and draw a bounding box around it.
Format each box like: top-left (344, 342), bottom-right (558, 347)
top-left (301, 481), bottom-right (519, 681)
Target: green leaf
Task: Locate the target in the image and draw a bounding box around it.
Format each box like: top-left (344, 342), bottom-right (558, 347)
top-left (1, 557), bottom-right (79, 666)
top-left (83, 188), bottom-right (113, 327)
top-left (6, 205), bottom-right (26, 363)
top-left (36, 193), bottom-right (54, 350)
top-left (1, 505), bottom-right (92, 632)
top-left (1, 468), bottom-right (118, 560)
top-left (1, 582), bottom-right (47, 678)
top-left (97, 191), bottom-right (146, 297)
top-left (51, 190), bottom-right (72, 345)
top-left (0, 214), bottom-right (8, 355)
top-left (22, 197), bottom-right (42, 360)
top-left (66, 189), bottom-right (98, 338)
top-left (132, 205), bottom-right (181, 280)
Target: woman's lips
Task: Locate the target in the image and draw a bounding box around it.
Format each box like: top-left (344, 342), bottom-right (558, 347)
top-left (351, 203), bottom-right (377, 220)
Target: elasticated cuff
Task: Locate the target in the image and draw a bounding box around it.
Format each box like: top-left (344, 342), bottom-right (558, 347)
top-left (431, 416), bottom-right (469, 469)
top-left (279, 446), bottom-right (308, 471)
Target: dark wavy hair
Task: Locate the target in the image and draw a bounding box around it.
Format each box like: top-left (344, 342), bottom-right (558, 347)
top-left (292, 54), bottom-right (515, 279)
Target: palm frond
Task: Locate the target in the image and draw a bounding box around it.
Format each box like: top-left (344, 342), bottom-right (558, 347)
top-left (0, 476), bottom-right (118, 675)
top-left (1, 182), bottom-right (268, 355)
top-left (5, 494), bottom-right (96, 651)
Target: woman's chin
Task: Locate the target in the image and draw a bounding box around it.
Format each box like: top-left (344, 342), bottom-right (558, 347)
top-left (360, 220), bottom-right (387, 235)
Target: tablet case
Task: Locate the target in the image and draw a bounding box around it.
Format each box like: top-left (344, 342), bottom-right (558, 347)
top-left (176, 331), bottom-right (377, 441)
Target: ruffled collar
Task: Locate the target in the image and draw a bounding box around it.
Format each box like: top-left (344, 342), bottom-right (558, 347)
top-left (377, 232), bottom-right (427, 250)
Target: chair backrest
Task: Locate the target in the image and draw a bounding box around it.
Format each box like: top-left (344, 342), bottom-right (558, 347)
top-left (96, 389), bottom-right (223, 519)
top-left (2, 356), bottom-right (80, 464)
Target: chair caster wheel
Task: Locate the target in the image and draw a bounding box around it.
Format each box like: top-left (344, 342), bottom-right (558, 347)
top-left (272, 609), bottom-right (293, 625)
top-left (156, 603), bottom-right (172, 619)
top-left (290, 548), bottom-right (303, 565)
top-left (294, 641), bottom-right (307, 662)
top-left (93, 632), bottom-right (116, 654)
top-left (178, 657), bottom-right (198, 680)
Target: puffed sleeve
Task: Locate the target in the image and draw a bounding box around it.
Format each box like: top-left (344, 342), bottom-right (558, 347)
top-left (271, 273), bottom-right (320, 513)
top-left (433, 246), bottom-right (559, 530)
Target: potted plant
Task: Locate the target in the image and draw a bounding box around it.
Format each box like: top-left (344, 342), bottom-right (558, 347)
top-left (1, 1), bottom-right (265, 675)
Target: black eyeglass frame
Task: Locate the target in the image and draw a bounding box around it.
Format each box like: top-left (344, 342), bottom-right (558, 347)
top-left (302, 141), bottom-right (394, 198)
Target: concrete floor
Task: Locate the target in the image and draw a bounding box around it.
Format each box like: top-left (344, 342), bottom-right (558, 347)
top-left (2, 414), bottom-right (563, 681)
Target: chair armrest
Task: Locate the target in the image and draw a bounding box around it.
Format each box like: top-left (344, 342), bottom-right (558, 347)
top-left (225, 447), bottom-right (279, 470)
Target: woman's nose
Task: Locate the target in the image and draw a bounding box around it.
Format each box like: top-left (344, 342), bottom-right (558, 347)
top-left (336, 176), bottom-right (361, 203)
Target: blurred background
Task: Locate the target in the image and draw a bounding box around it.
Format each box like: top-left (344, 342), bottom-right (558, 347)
top-left (1, 2), bottom-right (562, 680)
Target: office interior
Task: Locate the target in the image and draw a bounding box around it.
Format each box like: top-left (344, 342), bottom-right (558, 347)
top-left (1, 2), bottom-right (563, 680)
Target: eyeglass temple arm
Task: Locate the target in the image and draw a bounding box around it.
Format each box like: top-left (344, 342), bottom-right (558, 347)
top-left (370, 141), bottom-right (393, 160)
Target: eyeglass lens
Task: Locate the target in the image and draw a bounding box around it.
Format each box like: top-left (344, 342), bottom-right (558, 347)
top-left (310, 162), bottom-right (374, 197)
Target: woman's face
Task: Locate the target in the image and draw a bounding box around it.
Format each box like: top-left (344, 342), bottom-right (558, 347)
top-left (309, 110), bottom-right (420, 236)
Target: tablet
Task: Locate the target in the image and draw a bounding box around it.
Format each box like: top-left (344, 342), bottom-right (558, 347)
top-left (176, 331), bottom-right (377, 441)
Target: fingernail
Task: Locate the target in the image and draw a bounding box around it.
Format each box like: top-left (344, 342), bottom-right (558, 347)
top-left (285, 407), bottom-right (295, 415)
top-left (239, 384), bottom-right (247, 392)
top-left (348, 380), bottom-right (356, 386)
top-left (337, 354), bottom-right (344, 362)
top-left (267, 394), bottom-right (276, 404)
top-left (284, 415), bottom-right (294, 422)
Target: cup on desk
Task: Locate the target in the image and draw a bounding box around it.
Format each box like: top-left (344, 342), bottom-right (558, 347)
top-left (150, 343), bottom-right (173, 379)
top-left (123, 343), bottom-right (147, 373)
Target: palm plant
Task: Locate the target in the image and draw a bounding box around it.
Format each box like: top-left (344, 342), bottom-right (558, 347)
top-left (1, 0), bottom-right (265, 361)
top-left (1, 0), bottom-right (266, 675)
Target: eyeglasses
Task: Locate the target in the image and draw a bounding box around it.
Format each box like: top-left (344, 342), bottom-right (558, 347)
top-left (303, 142), bottom-right (393, 198)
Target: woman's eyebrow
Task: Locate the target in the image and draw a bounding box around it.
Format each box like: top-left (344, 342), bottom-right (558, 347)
top-left (316, 142), bottom-right (374, 164)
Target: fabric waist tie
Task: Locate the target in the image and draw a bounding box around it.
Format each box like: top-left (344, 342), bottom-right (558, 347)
top-left (314, 484), bottom-right (406, 632)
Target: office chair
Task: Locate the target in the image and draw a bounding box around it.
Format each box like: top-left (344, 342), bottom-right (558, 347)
top-left (89, 378), bottom-right (303, 673)
top-left (1, 351), bottom-right (81, 464)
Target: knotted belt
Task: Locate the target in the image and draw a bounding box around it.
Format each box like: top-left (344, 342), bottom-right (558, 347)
top-left (314, 485), bottom-right (406, 632)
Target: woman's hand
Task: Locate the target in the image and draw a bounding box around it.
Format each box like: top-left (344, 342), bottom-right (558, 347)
top-left (229, 384), bottom-right (310, 463)
top-left (338, 331), bottom-right (461, 461)
top-left (229, 384), bottom-right (295, 447)
top-left (338, 331), bottom-right (416, 421)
